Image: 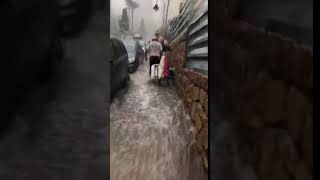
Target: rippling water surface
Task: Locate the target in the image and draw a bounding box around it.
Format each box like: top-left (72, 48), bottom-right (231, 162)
top-left (110, 63), bottom-right (207, 180)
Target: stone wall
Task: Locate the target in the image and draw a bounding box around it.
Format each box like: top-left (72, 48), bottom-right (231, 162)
top-left (171, 36), bottom-right (209, 171)
top-left (211, 0), bottom-right (313, 179)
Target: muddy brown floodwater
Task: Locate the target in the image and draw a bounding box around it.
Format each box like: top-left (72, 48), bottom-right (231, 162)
top-left (110, 62), bottom-right (207, 180)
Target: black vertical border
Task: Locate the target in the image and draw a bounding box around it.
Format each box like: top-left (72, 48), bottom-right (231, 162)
top-left (105, 0), bottom-right (111, 178)
top-left (208, 0), bottom-right (212, 179)
top-left (312, 0), bottom-right (316, 179)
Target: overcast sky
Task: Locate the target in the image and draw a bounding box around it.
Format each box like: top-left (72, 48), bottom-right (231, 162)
top-left (111, 0), bottom-right (183, 39)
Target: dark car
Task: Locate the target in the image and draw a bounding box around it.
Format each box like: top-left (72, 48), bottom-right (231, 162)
top-left (122, 39), bottom-right (144, 73)
top-left (110, 38), bottom-right (129, 98)
top-left (133, 37), bottom-right (146, 62)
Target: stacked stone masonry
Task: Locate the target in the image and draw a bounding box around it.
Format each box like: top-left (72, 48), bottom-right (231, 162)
top-left (171, 38), bottom-right (209, 171)
top-left (211, 0), bottom-right (313, 180)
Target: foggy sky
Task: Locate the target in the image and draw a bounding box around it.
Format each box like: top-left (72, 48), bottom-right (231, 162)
top-left (111, 0), bottom-right (183, 40)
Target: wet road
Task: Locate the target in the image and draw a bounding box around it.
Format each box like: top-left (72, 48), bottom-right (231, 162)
top-left (0, 12), bottom-right (108, 179)
top-left (110, 62), bottom-right (207, 180)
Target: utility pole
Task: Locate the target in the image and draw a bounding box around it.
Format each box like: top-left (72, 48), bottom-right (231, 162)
top-left (131, 9), bottom-right (134, 34)
top-left (165, 0), bottom-right (170, 33)
top-left (162, 0), bottom-right (166, 33)
top-left (154, 0), bottom-right (170, 33)
top-left (127, 0), bottom-right (139, 36)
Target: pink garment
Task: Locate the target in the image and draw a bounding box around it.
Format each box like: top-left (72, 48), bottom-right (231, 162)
top-left (163, 55), bottom-right (170, 78)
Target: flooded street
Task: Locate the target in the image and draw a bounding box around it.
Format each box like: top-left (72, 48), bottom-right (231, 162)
top-left (0, 12), bottom-right (108, 179)
top-left (110, 62), bottom-right (207, 180)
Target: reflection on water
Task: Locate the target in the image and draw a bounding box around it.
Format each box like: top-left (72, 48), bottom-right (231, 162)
top-left (110, 63), bottom-right (207, 180)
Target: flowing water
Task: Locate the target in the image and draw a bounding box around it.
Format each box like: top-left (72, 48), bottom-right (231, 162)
top-left (110, 63), bottom-right (207, 180)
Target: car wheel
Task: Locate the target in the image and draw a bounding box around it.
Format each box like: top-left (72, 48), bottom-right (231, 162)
top-left (135, 59), bottom-right (139, 71)
top-left (140, 55), bottom-right (144, 65)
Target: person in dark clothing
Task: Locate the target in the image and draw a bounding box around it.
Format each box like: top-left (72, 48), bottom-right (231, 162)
top-left (163, 40), bottom-right (172, 52)
top-left (146, 36), bottom-right (162, 76)
top-left (155, 33), bottom-right (159, 40)
top-left (149, 56), bottom-right (160, 76)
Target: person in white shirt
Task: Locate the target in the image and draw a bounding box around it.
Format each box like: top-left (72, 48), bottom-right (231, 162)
top-left (146, 36), bottom-right (163, 76)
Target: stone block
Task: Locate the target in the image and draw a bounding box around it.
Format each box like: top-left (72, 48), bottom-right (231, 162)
top-left (191, 102), bottom-right (204, 133)
top-left (241, 70), bottom-right (269, 99)
top-left (277, 132), bottom-right (299, 174)
top-left (184, 69), bottom-right (208, 91)
top-left (190, 85), bottom-right (200, 101)
top-left (255, 80), bottom-right (286, 124)
top-left (179, 75), bottom-right (186, 88)
top-left (186, 97), bottom-right (192, 106)
top-left (197, 76), bottom-right (208, 91)
top-left (285, 87), bottom-right (308, 140)
top-left (257, 129), bottom-right (296, 180)
top-left (204, 98), bottom-right (208, 115)
top-left (202, 150), bottom-right (208, 170)
top-left (199, 89), bottom-right (208, 106)
top-left (190, 102), bottom-right (197, 119)
top-left (197, 126), bottom-right (208, 151)
top-left (242, 112), bottom-right (264, 128)
top-left (302, 108), bottom-right (313, 170)
top-left (295, 161), bottom-right (312, 180)
top-left (187, 98), bottom-right (193, 112)
top-left (190, 126), bottom-right (197, 138)
top-left (279, 46), bottom-right (313, 95)
top-left (194, 113), bottom-right (202, 134)
top-left (258, 129), bottom-right (277, 176)
top-left (200, 111), bottom-right (208, 124)
top-left (268, 161), bottom-right (290, 180)
top-left (186, 83), bottom-right (193, 97)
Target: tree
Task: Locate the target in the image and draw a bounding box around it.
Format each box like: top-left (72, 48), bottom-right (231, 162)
top-left (119, 8), bottom-right (129, 33)
top-left (165, 0), bottom-right (170, 29)
top-left (139, 18), bottom-right (146, 38)
top-left (125, 0), bottom-right (139, 34)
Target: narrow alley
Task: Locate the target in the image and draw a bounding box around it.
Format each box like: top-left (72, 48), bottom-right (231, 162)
top-left (110, 63), bottom-right (207, 180)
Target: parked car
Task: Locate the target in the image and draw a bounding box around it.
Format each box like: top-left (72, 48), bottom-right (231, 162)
top-left (122, 39), bottom-right (144, 72)
top-left (110, 38), bottom-right (129, 98)
top-left (133, 34), bottom-right (142, 39)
